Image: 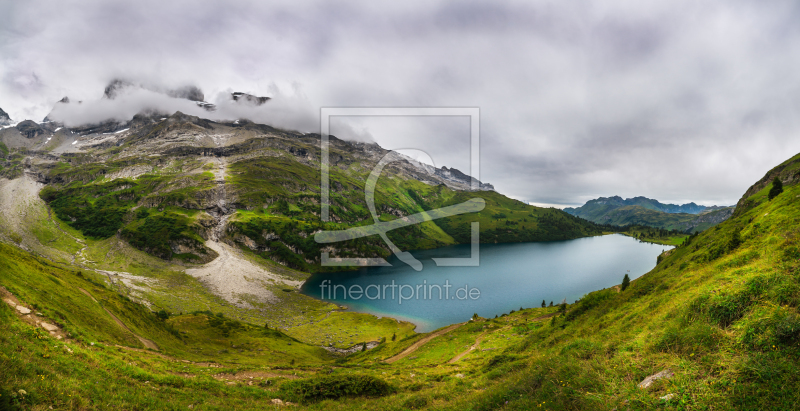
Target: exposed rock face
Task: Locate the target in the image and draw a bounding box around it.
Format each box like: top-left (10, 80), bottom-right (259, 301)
top-left (434, 166), bottom-right (495, 191)
top-left (195, 101), bottom-right (216, 111)
top-left (0, 107), bottom-right (11, 126)
top-left (103, 79), bottom-right (208, 105)
top-left (322, 341), bottom-right (380, 355)
top-left (398, 153), bottom-right (493, 191)
top-left (67, 119), bottom-right (126, 135)
top-left (231, 92), bottom-right (270, 106)
top-left (103, 79), bottom-right (135, 99)
top-left (167, 85), bottom-right (204, 102)
top-left (15, 120), bottom-right (46, 139)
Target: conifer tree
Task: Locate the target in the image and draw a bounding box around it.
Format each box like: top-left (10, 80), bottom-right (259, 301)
top-left (621, 274), bottom-right (630, 291)
top-left (769, 177), bottom-right (783, 200)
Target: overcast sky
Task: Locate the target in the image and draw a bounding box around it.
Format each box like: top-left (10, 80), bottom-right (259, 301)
top-left (2, 0), bottom-right (800, 207)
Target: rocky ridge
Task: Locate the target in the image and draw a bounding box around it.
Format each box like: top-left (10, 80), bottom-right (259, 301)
top-left (0, 107), bottom-right (11, 127)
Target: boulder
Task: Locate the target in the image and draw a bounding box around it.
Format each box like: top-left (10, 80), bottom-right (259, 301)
top-left (40, 322), bottom-right (59, 332)
top-left (638, 369), bottom-right (674, 389)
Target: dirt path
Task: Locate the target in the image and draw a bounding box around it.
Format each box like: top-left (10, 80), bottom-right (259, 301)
top-left (78, 287), bottom-right (159, 351)
top-left (448, 313), bottom-right (557, 363)
top-left (448, 333), bottom-right (490, 363)
top-left (383, 323), bottom-right (463, 364)
top-left (1, 286), bottom-right (69, 340)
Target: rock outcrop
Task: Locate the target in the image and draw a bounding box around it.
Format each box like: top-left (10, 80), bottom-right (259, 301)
top-left (15, 120), bottom-right (46, 139)
top-left (231, 92), bottom-right (270, 106)
top-left (0, 107), bottom-right (11, 126)
top-left (103, 79), bottom-right (213, 110)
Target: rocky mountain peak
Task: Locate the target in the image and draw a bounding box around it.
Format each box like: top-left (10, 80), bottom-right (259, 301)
top-left (15, 120), bottom-right (46, 139)
top-left (432, 166), bottom-right (494, 191)
top-left (42, 96), bottom-right (78, 123)
top-left (103, 79), bottom-right (135, 99)
top-left (103, 79), bottom-right (207, 104)
top-left (0, 107), bottom-right (11, 126)
top-left (166, 85), bottom-right (204, 102)
top-left (231, 92), bottom-right (270, 106)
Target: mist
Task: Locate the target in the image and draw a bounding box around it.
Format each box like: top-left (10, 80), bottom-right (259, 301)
top-left (46, 84), bottom-right (319, 134)
top-left (3, 0), bottom-right (800, 206)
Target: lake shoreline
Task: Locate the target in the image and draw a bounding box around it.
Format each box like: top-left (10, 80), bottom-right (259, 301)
top-left (301, 234), bottom-right (672, 332)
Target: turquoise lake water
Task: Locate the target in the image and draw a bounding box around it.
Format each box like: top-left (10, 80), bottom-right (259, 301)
top-left (301, 234), bottom-right (670, 332)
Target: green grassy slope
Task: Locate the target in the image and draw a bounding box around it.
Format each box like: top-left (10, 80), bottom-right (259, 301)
top-left (617, 225), bottom-right (689, 246)
top-left (0, 243), bottom-right (331, 364)
top-left (565, 196), bottom-right (735, 233)
top-left (422, 156), bottom-right (800, 410)
top-left (589, 205), bottom-right (697, 230)
top-left (300, 152), bottom-right (799, 410)
top-left (564, 195), bottom-right (709, 216)
top-left (36, 133), bottom-right (604, 273)
top-left (224, 152), bottom-right (604, 272)
top-left (1, 152), bottom-right (800, 410)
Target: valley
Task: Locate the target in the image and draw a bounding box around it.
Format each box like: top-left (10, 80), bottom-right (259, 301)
top-left (2, 104), bottom-right (800, 409)
top-left (4, 2), bottom-right (800, 409)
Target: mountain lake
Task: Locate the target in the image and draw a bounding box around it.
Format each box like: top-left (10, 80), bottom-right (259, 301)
top-left (301, 233), bottom-right (672, 332)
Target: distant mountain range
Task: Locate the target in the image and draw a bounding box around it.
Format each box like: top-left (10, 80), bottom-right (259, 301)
top-left (564, 196), bottom-right (734, 233)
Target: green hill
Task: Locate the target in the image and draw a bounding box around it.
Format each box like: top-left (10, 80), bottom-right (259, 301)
top-left (1, 150), bottom-right (800, 409)
top-left (565, 195), bottom-right (734, 233)
top-left (0, 112), bottom-right (611, 367)
top-left (0, 112), bottom-right (604, 274)
top-left (565, 195), bottom-right (711, 215)
top-left (3, 106), bottom-right (800, 410)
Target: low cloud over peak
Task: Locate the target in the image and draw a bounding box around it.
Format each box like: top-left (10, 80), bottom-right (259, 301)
top-left (3, 0), bottom-right (800, 205)
top-left (46, 80), bottom-right (318, 133)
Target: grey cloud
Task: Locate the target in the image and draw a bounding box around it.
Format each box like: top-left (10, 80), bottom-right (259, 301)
top-left (2, 0), bottom-right (800, 206)
top-left (47, 84), bottom-right (318, 133)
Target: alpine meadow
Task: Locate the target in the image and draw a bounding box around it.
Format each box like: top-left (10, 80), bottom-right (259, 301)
top-left (3, 1), bottom-right (800, 410)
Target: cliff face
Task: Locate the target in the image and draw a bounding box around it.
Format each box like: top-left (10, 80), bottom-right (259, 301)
top-left (231, 92), bottom-right (270, 105)
top-left (0, 107), bottom-right (11, 127)
top-left (433, 166), bottom-right (495, 192)
top-left (15, 120), bottom-right (46, 139)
